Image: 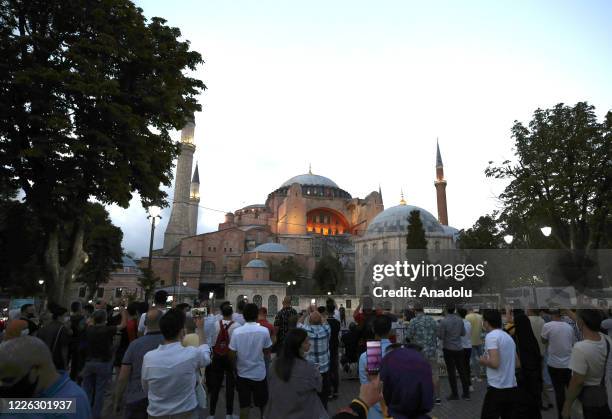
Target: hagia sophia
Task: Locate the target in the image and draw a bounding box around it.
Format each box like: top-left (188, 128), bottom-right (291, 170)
top-left (145, 119), bottom-right (458, 313)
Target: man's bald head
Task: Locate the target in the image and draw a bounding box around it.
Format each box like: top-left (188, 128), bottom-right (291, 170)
top-left (144, 309), bottom-right (163, 331)
top-left (0, 337), bottom-right (55, 395)
top-left (309, 311), bottom-right (322, 325)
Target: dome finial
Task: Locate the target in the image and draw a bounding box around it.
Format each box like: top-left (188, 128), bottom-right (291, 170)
top-left (399, 189), bottom-right (406, 206)
top-left (308, 163), bottom-right (312, 175)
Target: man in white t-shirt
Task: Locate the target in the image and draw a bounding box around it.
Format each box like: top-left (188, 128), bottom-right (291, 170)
top-left (229, 303), bottom-right (272, 419)
top-left (479, 309), bottom-right (519, 418)
top-left (541, 308), bottom-right (576, 419)
top-left (562, 309), bottom-right (612, 419)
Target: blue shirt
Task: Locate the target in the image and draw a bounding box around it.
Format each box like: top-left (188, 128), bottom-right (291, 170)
top-left (10, 372), bottom-right (91, 419)
top-left (358, 339), bottom-right (391, 419)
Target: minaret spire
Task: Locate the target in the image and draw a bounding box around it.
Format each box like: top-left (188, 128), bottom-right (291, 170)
top-left (399, 189), bottom-right (406, 206)
top-left (308, 163), bottom-right (312, 175)
top-left (434, 139), bottom-right (448, 225)
top-left (164, 117), bottom-right (198, 252)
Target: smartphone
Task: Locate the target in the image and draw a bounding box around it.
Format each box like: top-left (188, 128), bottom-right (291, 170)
top-left (191, 307), bottom-right (208, 317)
top-left (366, 340), bottom-right (382, 374)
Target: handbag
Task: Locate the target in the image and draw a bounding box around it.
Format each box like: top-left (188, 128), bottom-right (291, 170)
top-left (579, 337), bottom-right (610, 407)
top-left (195, 370), bottom-right (207, 409)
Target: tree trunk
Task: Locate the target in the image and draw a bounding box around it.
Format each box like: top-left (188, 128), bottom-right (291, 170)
top-left (44, 223), bottom-right (87, 306)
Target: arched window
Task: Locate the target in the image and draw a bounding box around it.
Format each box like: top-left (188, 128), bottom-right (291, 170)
top-left (203, 261), bottom-right (215, 274)
top-left (268, 295), bottom-right (278, 315)
top-left (253, 295), bottom-right (262, 308)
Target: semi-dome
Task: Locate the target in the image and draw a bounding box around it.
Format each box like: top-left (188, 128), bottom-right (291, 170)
top-left (245, 259), bottom-right (268, 268)
top-left (280, 173), bottom-right (339, 189)
top-left (365, 204), bottom-right (445, 237)
top-left (251, 242), bottom-right (290, 253)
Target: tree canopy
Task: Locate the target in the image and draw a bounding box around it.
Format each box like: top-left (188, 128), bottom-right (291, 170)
top-left (406, 210), bottom-right (428, 251)
top-left (0, 0), bottom-right (205, 304)
top-left (486, 102), bottom-right (611, 251)
top-left (457, 215), bottom-right (503, 249)
top-left (313, 255), bottom-right (344, 293)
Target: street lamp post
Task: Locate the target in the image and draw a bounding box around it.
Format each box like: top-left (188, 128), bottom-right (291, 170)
top-left (147, 206), bottom-right (162, 271)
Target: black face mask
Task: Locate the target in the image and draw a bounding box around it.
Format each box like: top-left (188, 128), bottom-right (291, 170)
top-left (0, 370), bottom-right (39, 398)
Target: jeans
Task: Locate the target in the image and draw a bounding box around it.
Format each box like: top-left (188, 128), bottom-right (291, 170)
top-left (547, 366), bottom-right (571, 419)
top-left (463, 348), bottom-right (472, 386)
top-left (481, 386), bottom-right (520, 419)
top-left (443, 348), bottom-right (470, 397)
top-left (208, 355), bottom-right (235, 415)
top-left (82, 360), bottom-right (112, 419)
top-left (318, 371), bottom-right (331, 410)
top-left (471, 344), bottom-right (484, 377)
top-left (124, 398), bottom-right (148, 419)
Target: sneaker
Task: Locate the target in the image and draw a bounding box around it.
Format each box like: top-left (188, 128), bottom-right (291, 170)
top-left (462, 394), bottom-right (471, 401)
top-left (434, 398), bottom-right (442, 405)
top-left (469, 385), bottom-right (474, 392)
top-left (447, 394), bottom-right (460, 401)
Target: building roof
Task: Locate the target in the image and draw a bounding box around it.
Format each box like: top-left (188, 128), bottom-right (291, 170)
top-left (121, 255), bottom-right (139, 268)
top-left (280, 173), bottom-right (339, 189)
top-left (365, 204), bottom-right (445, 237)
top-left (245, 259), bottom-right (269, 268)
top-left (250, 242), bottom-right (290, 253)
top-left (192, 163), bottom-right (199, 183)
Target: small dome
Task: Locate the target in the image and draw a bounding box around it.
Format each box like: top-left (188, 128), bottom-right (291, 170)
top-left (365, 204), bottom-right (445, 237)
top-left (245, 259), bottom-right (268, 268)
top-left (252, 243), bottom-right (290, 253)
top-left (280, 174), bottom-right (339, 189)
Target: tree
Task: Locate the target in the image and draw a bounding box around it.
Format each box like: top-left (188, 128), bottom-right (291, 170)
top-left (0, 0), bottom-right (204, 304)
top-left (269, 256), bottom-right (304, 284)
top-left (486, 102), bottom-right (611, 251)
top-left (313, 255), bottom-right (344, 293)
top-left (406, 210), bottom-right (428, 251)
top-left (75, 204), bottom-right (123, 299)
top-left (457, 215), bottom-right (503, 249)
top-left (138, 268), bottom-right (160, 305)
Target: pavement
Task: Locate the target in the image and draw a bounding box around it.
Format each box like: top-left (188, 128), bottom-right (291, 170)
top-left (102, 369), bottom-right (560, 419)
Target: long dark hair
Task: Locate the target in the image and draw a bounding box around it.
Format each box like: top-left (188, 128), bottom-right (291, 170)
top-left (274, 328), bottom-right (308, 382)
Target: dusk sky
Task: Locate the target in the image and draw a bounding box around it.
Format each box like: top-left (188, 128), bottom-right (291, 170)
top-left (110, 0), bottom-right (612, 257)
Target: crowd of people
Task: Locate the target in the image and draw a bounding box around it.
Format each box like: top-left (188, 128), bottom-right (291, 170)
top-left (1, 293), bottom-right (612, 419)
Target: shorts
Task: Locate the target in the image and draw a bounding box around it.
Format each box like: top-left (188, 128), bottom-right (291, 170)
top-left (236, 376), bottom-right (268, 409)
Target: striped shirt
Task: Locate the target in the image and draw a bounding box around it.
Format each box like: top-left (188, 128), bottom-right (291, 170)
top-left (299, 323), bottom-right (331, 373)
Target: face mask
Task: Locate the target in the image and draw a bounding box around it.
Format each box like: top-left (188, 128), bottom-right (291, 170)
top-left (20, 329), bottom-right (29, 337)
top-left (0, 369), bottom-right (39, 398)
top-left (26, 313), bottom-right (35, 319)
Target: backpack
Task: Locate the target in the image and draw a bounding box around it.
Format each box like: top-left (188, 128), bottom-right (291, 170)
top-left (213, 320), bottom-right (234, 357)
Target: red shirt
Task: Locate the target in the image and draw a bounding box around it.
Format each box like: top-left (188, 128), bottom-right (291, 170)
top-left (258, 319), bottom-right (276, 338)
top-left (126, 318), bottom-right (138, 342)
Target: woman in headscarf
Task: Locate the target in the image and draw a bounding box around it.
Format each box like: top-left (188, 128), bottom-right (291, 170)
top-left (513, 311), bottom-right (543, 419)
top-left (333, 347), bottom-right (434, 419)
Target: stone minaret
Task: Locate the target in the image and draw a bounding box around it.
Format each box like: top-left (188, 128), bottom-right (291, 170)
top-left (434, 139), bottom-right (448, 225)
top-left (188, 163), bottom-right (200, 236)
top-left (163, 118), bottom-right (196, 253)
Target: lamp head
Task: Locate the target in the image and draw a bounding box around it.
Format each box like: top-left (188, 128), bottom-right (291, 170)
top-left (148, 206), bottom-right (162, 219)
top-left (503, 235), bottom-right (514, 245)
top-left (540, 226), bottom-right (552, 237)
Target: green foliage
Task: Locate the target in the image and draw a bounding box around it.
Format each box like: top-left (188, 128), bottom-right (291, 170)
top-left (0, 200), bottom-right (44, 296)
top-left (406, 210), bottom-right (428, 251)
top-left (457, 215), bottom-right (503, 249)
top-left (313, 255), bottom-right (344, 293)
top-left (269, 256), bottom-right (304, 284)
top-left (76, 204), bottom-right (124, 296)
top-left (486, 102), bottom-right (611, 250)
top-left (0, 0), bottom-right (204, 303)
top-left (138, 267), bottom-right (160, 304)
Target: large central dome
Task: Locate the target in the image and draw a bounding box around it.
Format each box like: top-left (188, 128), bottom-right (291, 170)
top-left (365, 204), bottom-right (445, 237)
top-left (280, 173), bottom-right (339, 188)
